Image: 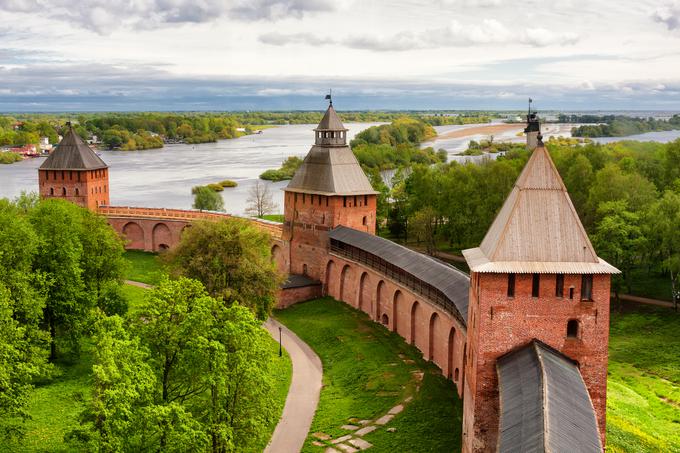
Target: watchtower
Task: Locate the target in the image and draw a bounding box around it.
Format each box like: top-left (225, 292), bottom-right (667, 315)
top-left (283, 97), bottom-right (378, 279)
top-left (461, 135), bottom-right (618, 451)
top-left (38, 124), bottom-right (110, 210)
top-left (524, 98), bottom-right (542, 151)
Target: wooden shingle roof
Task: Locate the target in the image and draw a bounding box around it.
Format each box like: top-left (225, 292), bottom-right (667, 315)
top-left (40, 127), bottom-right (107, 171)
top-left (315, 104), bottom-right (347, 131)
top-left (285, 104), bottom-right (377, 196)
top-left (496, 340), bottom-right (603, 453)
top-left (462, 144), bottom-right (618, 274)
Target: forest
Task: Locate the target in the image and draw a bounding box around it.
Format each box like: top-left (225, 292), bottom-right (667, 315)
top-left (0, 111), bottom-right (491, 153)
top-left (381, 138), bottom-right (680, 304)
top-left (0, 196), bottom-right (284, 452)
top-left (569, 114), bottom-right (680, 137)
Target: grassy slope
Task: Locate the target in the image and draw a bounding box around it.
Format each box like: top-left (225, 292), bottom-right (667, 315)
top-left (122, 250), bottom-right (163, 285)
top-left (275, 298), bottom-right (462, 453)
top-left (606, 307), bottom-right (680, 452)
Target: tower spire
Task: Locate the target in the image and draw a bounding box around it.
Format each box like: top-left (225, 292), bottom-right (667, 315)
top-left (325, 89), bottom-right (333, 106)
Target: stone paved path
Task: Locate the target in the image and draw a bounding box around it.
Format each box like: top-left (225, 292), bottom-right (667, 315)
top-left (264, 318), bottom-right (323, 453)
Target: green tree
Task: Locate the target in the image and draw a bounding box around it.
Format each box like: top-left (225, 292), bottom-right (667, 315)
top-left (67, 315), bottom-right (158, 452)
top-left (644, 191), bottom-right (680, 310)
top-left (592, 201), bottom-right (646, 301)
top-left (192, 186), bottom-right (225, 212)
top-left (79, 210), bottom-right (127, 316)
top-left (164, 220), bottom-right (280, 319)
top-left (131, 278), bottom-right (275, 451)
top-left (29, 199), bottom-right (90, 360)
top-left (408, 206), bottom-right (438, 255)
top-left (0, 201), bottom-right (50, 440)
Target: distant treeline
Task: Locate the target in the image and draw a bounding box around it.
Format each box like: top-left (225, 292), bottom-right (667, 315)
top-left (0, 111), bottom-right (491, 153)
top-left (568, 114), bottom-right (680, 137)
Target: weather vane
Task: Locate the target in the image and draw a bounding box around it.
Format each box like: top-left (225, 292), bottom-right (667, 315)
top-left (325, 89), bottom-right (332, 106)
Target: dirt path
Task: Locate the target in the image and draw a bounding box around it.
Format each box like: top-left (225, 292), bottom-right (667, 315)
top-left (124, 279), bottom-right (153, 289)
top-left (264, 318), bottom-right (323, 453)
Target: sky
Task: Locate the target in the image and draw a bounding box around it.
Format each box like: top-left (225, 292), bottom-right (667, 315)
top-left (1, 0), bottom-right (680, 111)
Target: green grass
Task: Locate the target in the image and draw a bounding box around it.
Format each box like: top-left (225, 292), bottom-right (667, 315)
top-left (274, 298), bottom-right (462, 452)
top-left (260, 214), bottom-right (284, 223)
top-left (3, 343), bottom-right (93, 453)
top-left (121, 283), bottom-right (149, 312)
top-left (123, 250), bottom-right (163, 285)
top-left (606, 307), bottom-right (680, 452)
top-left (254, 336), bottom-right (293, 452)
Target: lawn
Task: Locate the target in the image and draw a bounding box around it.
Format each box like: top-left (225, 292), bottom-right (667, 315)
top-left (122, 250), bottom-right (163, 285)
top-left (260, 214), bottom-right (285, 223)
top-left (606, 306), bottom-right (680, 452)
top-left (274, 298), bottom-right (462, 452)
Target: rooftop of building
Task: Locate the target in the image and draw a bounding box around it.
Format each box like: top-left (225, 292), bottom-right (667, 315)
top-left (285, 101), bottom-right (378, 196)
top-left (329, 225), bottom-right (469, 324)
top-left (497, 340), bottom-right (603, 453)
top-left (39, 125), bottom-right (108, 171)
top-left (462, 140), bottom-right (619, 274)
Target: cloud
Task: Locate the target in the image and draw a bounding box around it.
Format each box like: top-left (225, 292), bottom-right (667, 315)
top-left (653, 1), bottom-right (680, 30)
top-left (230, 0), bottom-right (335, 20)
top-left (259, 32), bottom-right (335, 46)
top-left (0, 0), bottom-right (335, 34)
top-left (260, 19), bottom-right (579, 51)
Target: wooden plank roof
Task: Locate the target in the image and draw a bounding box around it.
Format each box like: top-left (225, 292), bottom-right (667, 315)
top-left (496, 340), bottom-right (603, 453)
top-left (463, 144), bottom-right (619, 274)
top-left (328, 226), bottom-right (469, 322)
top-left (315, 104), bottom-right (347, 131)
top-left (40, 127), bottom-right (107, 171)
top-left (285, 104), bottom-right (377, 196)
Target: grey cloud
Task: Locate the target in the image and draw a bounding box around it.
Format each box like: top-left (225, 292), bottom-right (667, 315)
top-left (260, 20), bottom-right (579, 51)
top-left (1, 59), bottom-right (679, 111)
top-left (0, 0), bottom-right (334, 34)
top-left (653, 2), bottom-right (680, 30)
top-left (259, 32), bottom-right (335, 46)
top-left (231, 0), bottom-right (335, 20)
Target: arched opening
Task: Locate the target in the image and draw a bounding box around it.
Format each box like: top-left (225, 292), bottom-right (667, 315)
top-left (325, 260), bottom-right (336, 297)
top-left (358, 272), bottom-right (369, 313)
top-left (75, 188), bottom-right (79, 196)
top-left (447, 327), bottom-right (456, 379)
top-left (410, 301), bottom-right (420, 346)
top-left (62, 187), bottom-right (66, 196)
top-left (303, 263), bottom-right (308, 275)
top-left (392, 290), bottom-right (403, 333)
top-left (49, 188), bottom-right (54, 195)
top-left (271, 244), bottom-right (285, 274)
top-left (429, 312), bottom-right (439, 361)
top-left (375, 280), bottom-right (385, 321)
top-left (454, 368), bottom-right (459, 381)
top-left (567, 319), bottom-right (579, 338)
top-left (340, 265), bottom-right (352, 304)
top-left (152, 222), bottom-right (172, 252)
top-left (122, 222), bottom-right (144, 250)
top-left (381, 313), bottom-right (389, 325)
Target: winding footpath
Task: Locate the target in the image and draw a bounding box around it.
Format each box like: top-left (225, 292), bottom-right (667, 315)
top-left (264, 318), bottom-right (323, 453)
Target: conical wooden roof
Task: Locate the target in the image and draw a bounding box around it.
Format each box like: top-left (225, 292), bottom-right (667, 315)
top-left (463, 144), bottom-right (618, 274)
top-left (40, 127), bottom-right (107, 171)
top-left (315, 104), bottom-right (347, 131)
top-left (285, 104), bottom-right (377, 196)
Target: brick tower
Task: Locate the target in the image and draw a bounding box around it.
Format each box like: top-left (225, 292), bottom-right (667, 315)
top-left (460, 121), bottom-right (618, 452)
top-left (38, 123), bottom-right (110, 210)
top-left (283, 97), bottom-right (378, 279)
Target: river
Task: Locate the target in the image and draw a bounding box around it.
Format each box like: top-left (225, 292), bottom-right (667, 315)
top-left (0, 123), bottom-right (380, 214)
